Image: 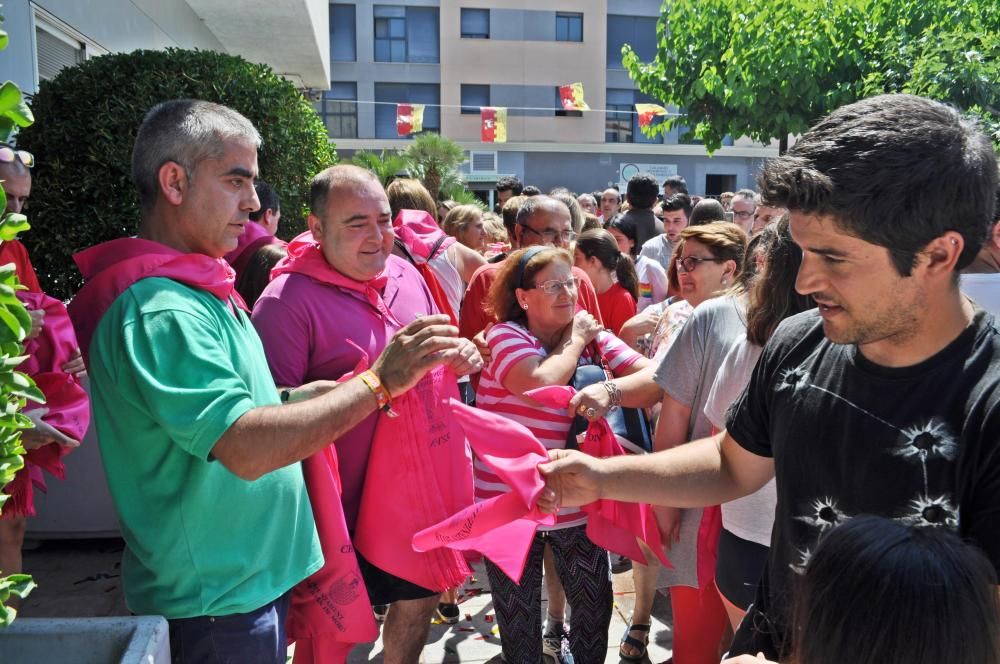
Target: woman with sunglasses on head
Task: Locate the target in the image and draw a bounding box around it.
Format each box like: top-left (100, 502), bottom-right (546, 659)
top-left (476, 246), bottom-right (650, 664)
top-left (614, 222), bottom-right (749, 662)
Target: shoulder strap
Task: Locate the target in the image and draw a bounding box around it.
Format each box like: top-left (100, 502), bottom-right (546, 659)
top-left (427, 235), bottom-right (449, 260)
top-left (393, 237), bottom-right (418, 265)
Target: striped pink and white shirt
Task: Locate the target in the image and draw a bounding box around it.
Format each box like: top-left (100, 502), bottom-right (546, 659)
top-left (475, 322), bottom-right (643, 530)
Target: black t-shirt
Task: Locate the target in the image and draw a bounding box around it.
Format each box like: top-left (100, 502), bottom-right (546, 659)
top-left (727, 308), bottom-right (1000, 642)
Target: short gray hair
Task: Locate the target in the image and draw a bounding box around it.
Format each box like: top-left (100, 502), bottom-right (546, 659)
top-left (131, 99), bottom-right (261, 212)
top-left (309, 164), bottom-right (380, 220)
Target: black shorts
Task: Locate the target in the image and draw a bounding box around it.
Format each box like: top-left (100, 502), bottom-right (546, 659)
top-left (715, 527), bottom-right (768, 610)
top-left (355, 549), bottom-right (437, 606)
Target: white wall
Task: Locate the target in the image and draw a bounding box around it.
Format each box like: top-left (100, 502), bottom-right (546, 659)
top-left (0, 0), bottom-right (224, 94)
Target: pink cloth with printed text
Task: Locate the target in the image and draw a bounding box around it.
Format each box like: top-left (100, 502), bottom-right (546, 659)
top-left (2, 292), bottom-right (89, 518)
top-left (412, 399), bottom-right (556, 583)
top-left (353, 367), bottom-right (476, 592)
top-left (69, 238), bottom-right (247, 361)
top-left (524, 385), bottom-right (670, 567)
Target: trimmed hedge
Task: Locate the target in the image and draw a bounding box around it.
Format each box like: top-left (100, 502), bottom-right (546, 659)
top-left (18, 48), bottom-right (337, 299)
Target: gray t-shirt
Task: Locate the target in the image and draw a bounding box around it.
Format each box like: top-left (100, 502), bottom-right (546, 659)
top-left (652, 294), bottom-right (747, 588)
top-left (654, 295), bottom-right (748, 440)
top-left (704, 335), bottom-right (777, 546)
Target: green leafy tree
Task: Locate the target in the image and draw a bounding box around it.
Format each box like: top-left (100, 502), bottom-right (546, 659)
top-left (0, 12), bottom-right (42, 627)
top-left (350, 149), bottom-right (412, 187)
top-left (625, 0), bottom-right (999, 154)
top-left (18, 48), bottom-right (338, 299)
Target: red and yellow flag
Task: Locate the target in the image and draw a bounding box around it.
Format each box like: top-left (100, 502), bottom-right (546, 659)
top-left (481, 107), bottom-right (508, 143)
top-left (396, 104), bottom-right (425, 136)
top-left (635, 103), bottom-right (667, 128)
top-left (559, 82), bottom-right (589, 111)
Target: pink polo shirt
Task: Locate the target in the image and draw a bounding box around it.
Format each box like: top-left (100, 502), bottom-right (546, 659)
top-left (251, 254), bottom-right (438, 529)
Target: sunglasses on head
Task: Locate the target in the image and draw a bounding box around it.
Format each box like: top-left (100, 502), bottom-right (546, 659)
top-left (0, 147), bottom-right (34, 168)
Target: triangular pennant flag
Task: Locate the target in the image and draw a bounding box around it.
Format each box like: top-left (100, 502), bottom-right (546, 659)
top-left (396, 103), bottom-right (425, 136)
top-left (559, 82), bottom-right (589, 111)
top-left (481, 107), bottom-right (508, 143)
top-left (635, 103), bottom-right (667, 128)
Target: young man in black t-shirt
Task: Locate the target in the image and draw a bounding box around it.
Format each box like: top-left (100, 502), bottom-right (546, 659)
top-left (539, 93), bottom-right (1000, 660)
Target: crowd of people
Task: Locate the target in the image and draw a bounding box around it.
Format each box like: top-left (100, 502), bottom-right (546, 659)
top-left (0, 91), bottom-right (999, 664)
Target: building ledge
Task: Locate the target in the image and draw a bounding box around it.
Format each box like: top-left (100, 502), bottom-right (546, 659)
top-left (332, 139), bottom-right (778, 159)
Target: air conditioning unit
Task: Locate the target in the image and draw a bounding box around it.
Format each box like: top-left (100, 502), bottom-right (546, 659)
top-left (469, 151), bottom-right (498, 174)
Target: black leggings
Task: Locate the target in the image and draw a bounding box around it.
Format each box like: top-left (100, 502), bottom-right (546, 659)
top-left (484, 525), bottom-right (612, 664)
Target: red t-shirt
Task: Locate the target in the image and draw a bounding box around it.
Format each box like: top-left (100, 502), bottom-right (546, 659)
top-left (0, 239), bottom-right (41, 293)
top-left (596, 282), bottom-right (637, 337)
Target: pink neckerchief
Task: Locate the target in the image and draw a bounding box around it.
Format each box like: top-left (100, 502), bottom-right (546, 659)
top-left (270, 232), bottom-right (402, 327)
top-left (223, 221), bottom-right (285, 275)
top-left (69, 238), bottom-right (246, 361)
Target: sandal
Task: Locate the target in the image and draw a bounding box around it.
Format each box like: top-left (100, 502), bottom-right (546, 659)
top-left (619, 621), bottom-right (651, 661)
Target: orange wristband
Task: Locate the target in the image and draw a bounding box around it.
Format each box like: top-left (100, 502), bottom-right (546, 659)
top-left (359, 370), bottom-right (398, 418)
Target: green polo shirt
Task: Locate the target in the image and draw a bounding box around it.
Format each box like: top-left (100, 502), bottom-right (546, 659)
top-left (89, 277), bottom-right (322, 618)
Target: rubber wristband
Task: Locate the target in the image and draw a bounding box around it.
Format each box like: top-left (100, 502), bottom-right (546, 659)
top-left (359, 370), bottom-right (398, 418)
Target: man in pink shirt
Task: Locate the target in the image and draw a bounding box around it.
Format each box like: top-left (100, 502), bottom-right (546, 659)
top-left (252, 165), bottom-right (481, 664)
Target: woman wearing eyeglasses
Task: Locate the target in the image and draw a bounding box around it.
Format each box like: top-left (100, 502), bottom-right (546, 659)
top-left (476, 245), bottom-right (650, 664)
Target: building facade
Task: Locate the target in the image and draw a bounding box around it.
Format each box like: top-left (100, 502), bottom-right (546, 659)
top-left (323, 0), bottom-right (777, 202)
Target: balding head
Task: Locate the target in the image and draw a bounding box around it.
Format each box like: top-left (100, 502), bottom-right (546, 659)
top-left (310, 164), bottom-right (381, 220)
top-left (515, 195), bottom-right (574, 249)
top-left (0, 158), bottom-right (31, 215)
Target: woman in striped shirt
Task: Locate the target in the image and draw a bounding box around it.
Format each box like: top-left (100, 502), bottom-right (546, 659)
top-left (476, 245), bottom-right (650, 664)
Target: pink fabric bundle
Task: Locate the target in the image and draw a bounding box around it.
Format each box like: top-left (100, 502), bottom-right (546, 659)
top-left (4, 292), bottom-right (90, 518)
top-left (353, 367), bottom-right (475, 591)
top-left (413, 399), bottom-right (556, 583)
top-left (69, 238), bottom-right (246, 359)
top-left (392, 209), bottom-right (455, 262)
top-left (524, 385), bottom-right (670, 567)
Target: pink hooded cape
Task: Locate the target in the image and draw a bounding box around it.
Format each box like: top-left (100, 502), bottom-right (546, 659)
top-left (412, 399), bottom-right (556, 583)
top-left (286, 358), bottom-right (378, 664)
top-left (223, 221), bottom-right (285, 277)
top-left (523, 385), bottom-right (670, 567)
top-left (2, 292), bottom-right (90, 518)
top-left (69, 238), bottom-right (246, 360)
top-left (392, 209), bottom-right (456, 262)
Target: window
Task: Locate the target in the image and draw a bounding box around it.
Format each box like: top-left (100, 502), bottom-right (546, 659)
top-left (33, 12), bottom-right (105, 86)
top-left (460, 8), bottom-right (490, 39)
top-left (330, 4), bottom-right (357, 62)
top-left (374, 83), bottom-right (440, 138)
top-left (313, 82), bottom-right (357, 138)
top-left (461, 84), bottom-right (490, 114)
top-left (605, 89), bottom-right (633, 143)
top-left (606, 15), bottom-right (657, 68)
top-left (554, 87), bottom-right (582, 118)
top-left (374, 5), bottom-right (439, 63)
top-left (605, 89), bottom-right (666, 144)
top-left (555, 12), bottom-right (582, 42)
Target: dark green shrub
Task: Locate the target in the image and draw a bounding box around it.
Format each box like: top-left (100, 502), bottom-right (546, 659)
top-left (18, 48), bottom-right (337, 299)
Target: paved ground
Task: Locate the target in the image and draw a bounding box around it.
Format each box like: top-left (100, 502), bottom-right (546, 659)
top-left (20, 538), bottom-right (678, 663)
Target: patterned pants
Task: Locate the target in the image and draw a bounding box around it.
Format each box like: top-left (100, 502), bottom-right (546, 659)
top-left (485, 525), bottom-right (612, 664)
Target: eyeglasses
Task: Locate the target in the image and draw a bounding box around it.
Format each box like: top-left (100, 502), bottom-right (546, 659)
top-left (677, 255), bottom-right (724, 273)
top-left (0, 147), bottom-right (34, 168)
top-left (530, 277), bottom-right (578, 295)
top-left (732, 209), bottom-right (756, 219)
top-left (518, 224), bottom-right (576, 245)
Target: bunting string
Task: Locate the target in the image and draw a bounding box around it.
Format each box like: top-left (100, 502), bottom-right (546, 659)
top-left (319, 98), bottom-right (684, 118)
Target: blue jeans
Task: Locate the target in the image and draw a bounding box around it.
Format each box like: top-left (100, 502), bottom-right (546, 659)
top-left (168, 592), bottom-right (291, 664)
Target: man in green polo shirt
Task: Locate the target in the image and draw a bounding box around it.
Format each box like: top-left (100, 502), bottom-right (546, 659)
top-left (80, 99), bottom-right (481, 663)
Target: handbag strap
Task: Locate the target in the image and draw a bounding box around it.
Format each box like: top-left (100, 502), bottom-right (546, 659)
top-left (585, 338), bottom-right (612, 379)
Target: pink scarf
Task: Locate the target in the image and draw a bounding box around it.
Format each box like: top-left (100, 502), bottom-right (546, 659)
top-left (69, 238), bottom-right (246, 360)
top-left (4, 292), bottom-right (90, 518)
top-left (286, 355), bottom-right (379, 664)
top-left (412, 399), bottom-right (557, 583)
top-left (524, 385), bottom-right (670, 567)
top-left (270, 232), bottom-right (402, 327)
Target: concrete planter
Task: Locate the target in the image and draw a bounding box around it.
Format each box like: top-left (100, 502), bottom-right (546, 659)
top-left (0, 616), bottom-right (169, 663)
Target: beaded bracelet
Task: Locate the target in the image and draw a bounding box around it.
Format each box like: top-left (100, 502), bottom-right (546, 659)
top-left (359, 370), bottom-right (398, 418)
top-left (602, 380), bottom-right (622, 412)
